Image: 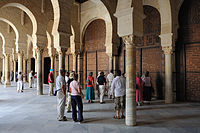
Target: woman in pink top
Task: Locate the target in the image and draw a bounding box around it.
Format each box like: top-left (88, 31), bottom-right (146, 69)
top-left (136, 73), bottom-right (143, 106)
top-left (70, 74), bottom-right (83, 123)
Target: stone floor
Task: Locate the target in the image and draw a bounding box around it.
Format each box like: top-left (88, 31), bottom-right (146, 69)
top-left (0, 82), bottom-right (200, 133)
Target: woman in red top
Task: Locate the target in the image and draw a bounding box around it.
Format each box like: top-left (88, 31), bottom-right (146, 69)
top-left (86, 72), bottom-right (95, 103)
top-left (136, 73), bottom-right (143, 106)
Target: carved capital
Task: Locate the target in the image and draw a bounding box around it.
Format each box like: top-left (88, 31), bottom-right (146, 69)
top-left (57, 48), bottom-right (66, 55)
top-left (122, 35), bottom-right (133, 46)
top-left (162, 46), bottom-right (173, 55)
top-left (36, 47), bottom-right (44, 54)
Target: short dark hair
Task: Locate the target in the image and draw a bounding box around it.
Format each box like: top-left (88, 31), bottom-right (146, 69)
top-left (60, 69), bottom-right (66, 74)
top-left (145, 71), bottom-right (149, 77)
top-left (116, 70), bottom-right (121, 76)
top-left (74, 74), bottom-right (78, 80)
top-left (110, 70), bottom-right (113, 73)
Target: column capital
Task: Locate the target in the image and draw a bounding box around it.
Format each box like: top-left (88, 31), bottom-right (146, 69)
top-left (57, 48), bottom-right (67, 55)
top-left (162, 46), bottom-right (173, 55)
top-left (36, 47), bottom-right (44, 53)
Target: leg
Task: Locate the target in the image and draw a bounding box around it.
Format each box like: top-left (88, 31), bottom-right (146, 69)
top-left (71, 96), bottom-right (77, 121)
top-left (76, 96), bottom-right (83, 122)
top-left (57, 91), bottom-right (66, 120)
top-left (99, 85), bottom-right (103, 103)
top-left (114, 97), bottom-right (120, 119)
top-left (120, 96), bottom-right (125, 118)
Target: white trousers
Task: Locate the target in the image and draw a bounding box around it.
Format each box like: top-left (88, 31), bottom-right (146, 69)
top-left (29, 78), bottom-right (33, 88)
top-left (99, 85), bottom-right (105, 103)
top-left (49, 83), bottom-right (54, 96)
top-left (17, 81), bottom-right (23, 92)
top-left (57, 91), bottom-right (66, 120)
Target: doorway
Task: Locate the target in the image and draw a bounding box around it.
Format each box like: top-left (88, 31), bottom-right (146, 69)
top-left (44, 57), bottom-right (51, 84)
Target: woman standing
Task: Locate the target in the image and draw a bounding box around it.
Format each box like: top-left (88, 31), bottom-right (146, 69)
top-left (70, 74), bottom-right (84, 123)
top-left (86, 72), bottom-right (95, 103)
top-left (136, 73), bottom-right (143, 106)
top-left (142, 71), bottom-right (153, 102)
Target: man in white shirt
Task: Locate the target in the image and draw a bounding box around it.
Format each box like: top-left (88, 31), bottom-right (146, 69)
top-left (29, 70), bottom-right (34, 88)
top-left (56, 69), bottom-right (67, 121)
top-left (110, 70), bottom-right (126, 119)
top-left (107, 70), bottom-right (114, 99)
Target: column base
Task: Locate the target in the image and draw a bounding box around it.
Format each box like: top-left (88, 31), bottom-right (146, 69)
top-left (4, 82), bottom-right (11, 88)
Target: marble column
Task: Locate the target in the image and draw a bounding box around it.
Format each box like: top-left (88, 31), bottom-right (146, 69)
top-left (36, 48), bottom-right (43, 95)
top-left (23, 59), bottom-right (27, 82)
top-left (73, 54), bottom-right (77, 72)
top-left (108, 56), bottom-right (113, 72)
top-left (2, 56), bottom-right (5, 82)
top-left (113, 56), bottom-right (118, 76)
top-left (4, 54), bottom-right (11, 87)
top-left (77, 54), bottom-right (83, 83)
top-left (163, 46), bottom-right (173, 104)
top-left (123, 35), bottom-right (136, 126)
top-left (58, 49), bottom-right (66, 73)
top-left (13, 60), bottom-right (16, 82)
top-left (18, 52), bottom-right (23, 73)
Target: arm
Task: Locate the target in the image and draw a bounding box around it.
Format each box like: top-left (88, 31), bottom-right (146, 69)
top-left (110, 79), bottom-right (115, 96)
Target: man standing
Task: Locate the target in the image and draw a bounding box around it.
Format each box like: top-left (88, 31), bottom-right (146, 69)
top-left (56, 69), bottom-right (67, 121)
top-left (97, 71), bottom-right (107, 104)
top-left (29, 70), bottom-right (34, 88)
top-left (107, 70), bottom-right (114, 99)
top-left (110, 70), bottom-right (126, 119)
top-left (66, 72), bottom-right (74, 112)
top-left (48, 69), bottom-right (54, 96)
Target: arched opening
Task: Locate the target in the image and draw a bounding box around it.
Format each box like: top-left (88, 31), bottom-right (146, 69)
top-left (82, 19), bottom-right (108, 89)
top-left (176, 0), bottom-right (200, 102)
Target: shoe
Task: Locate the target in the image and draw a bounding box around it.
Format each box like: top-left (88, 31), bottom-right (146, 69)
top-left (100, 101), bottom-right (105, 104)
top-left (78, 120), bottom-right (84, 124)
top-left (121, 115), bottom-right (125, 119)
top-left (113, 115), bottom-right (120, 119)
top-left (67, 111), bottom-right (72, 113)
top-left (91, 101), bottom-right (94, 103)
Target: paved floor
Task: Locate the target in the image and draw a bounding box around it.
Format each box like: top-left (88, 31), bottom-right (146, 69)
top-left (0, 82), bottom-right (200, 133)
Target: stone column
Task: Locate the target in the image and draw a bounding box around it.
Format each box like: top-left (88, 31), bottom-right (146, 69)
top-left (23, 59), bottom-right (27, 82)
top-left (123, 35), bottom-right (136, 126)
top-left (77, 54), bottom-right (83, 83)
top-left (163, 46), bottom-right (173, 104)
top-left (113, 56), bottom-right (118, 76)
top-left (50, 55), bottom-right (54, 69)
top-left (18, 52), bottom-right (23, 73)
top-left (4, 54), bottom-right (11, 87)
top-left (58, 49), bottom-right (66, 73)
top-left (36, 48), bottom-right (43, 95)
top-left (13, 60), bottom-right (16, 82)
top-left (72, 54), bottom-right (77, 72)
top-left (2, 56), bottom-right (5, 82)
top-left (108, 56), bottom-right (113, 72)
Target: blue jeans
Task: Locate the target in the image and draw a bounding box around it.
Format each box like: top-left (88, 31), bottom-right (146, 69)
top-left (71, 95), bottom-right (83, 122)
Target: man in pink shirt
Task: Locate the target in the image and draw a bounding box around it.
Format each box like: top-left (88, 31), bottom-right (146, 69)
top-left (70, 74), bottom-right (84, 123)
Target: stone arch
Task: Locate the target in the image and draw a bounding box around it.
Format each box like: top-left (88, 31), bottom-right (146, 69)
top-left (70, 25), bottom-right (75, 54)
top-left (80, 0), bottom-right (113, 56)
top-left (50, 0), bottom-right (73, 50)
top-left (143, 0), bottom-right (173, 45)
top-left (0, 32), bottom-right (5, 50)
top-left (0, 18), bottom-right (18, 49)
top-left (2, 3), bottom-right (37, 47)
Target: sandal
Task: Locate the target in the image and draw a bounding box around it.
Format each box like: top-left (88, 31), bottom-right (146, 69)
top-left (121, 115), bottom-right (125, 119)
top-left (113, 115), bottom-right (120, 119)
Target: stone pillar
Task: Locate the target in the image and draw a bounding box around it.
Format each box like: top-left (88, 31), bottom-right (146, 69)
top-left (18, 52), bottom-right (23, 73)
top-left (58, 49), bottom-right (66, 73)
top-left (36, 48), bottom-right (43, 95)
top-left (108, 56), bottom-right (113, 72)
top-left (2, 56), bottom-right (5, 82)
top-left (113, 56), bottom-right (118, 76)
top-left (13, 60), bottom-right (16, 82)
top-left (77, 54), bottom-right (83, 83)
top-left (163, 46), bottom-right (173, 104)
top-left (123, 35), bottom-right (136, 126)
top-left (50, 55), bottom-right (54, 69)
top-left (23, 59), bottom-right (27, 82)
top-left (4, 54), bottom-right (11, 87)
top-left (72, 54), bottom-right (77, 72)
